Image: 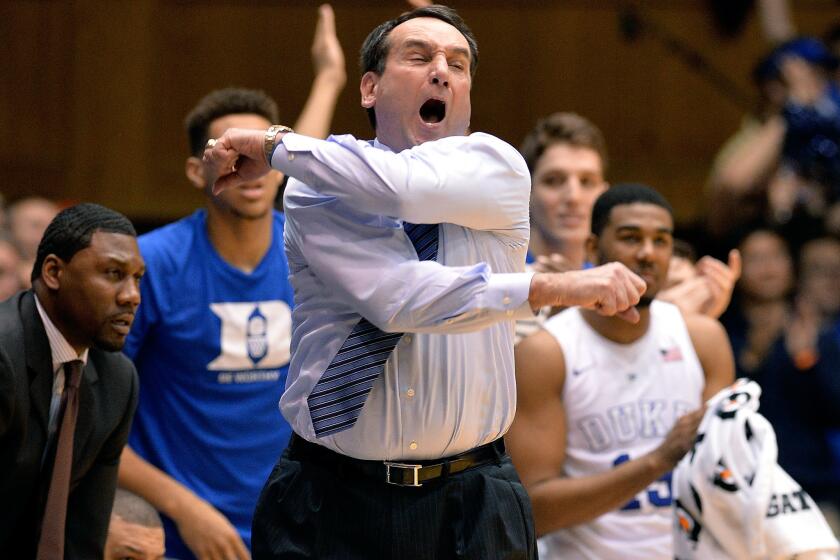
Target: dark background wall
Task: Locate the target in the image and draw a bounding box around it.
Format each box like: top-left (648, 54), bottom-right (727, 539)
top-left (3, 0), bottom-right (838, 226)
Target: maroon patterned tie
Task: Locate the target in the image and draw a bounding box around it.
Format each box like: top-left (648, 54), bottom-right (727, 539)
top-left (36, 360), bottom-right (83, 560)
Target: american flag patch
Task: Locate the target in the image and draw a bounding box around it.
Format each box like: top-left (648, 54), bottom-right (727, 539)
top-left (660, 346), bottom-right (683, 362)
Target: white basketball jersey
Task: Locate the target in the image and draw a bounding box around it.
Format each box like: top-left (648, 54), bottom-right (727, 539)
top-left (537, 301), bottom-right (705, 560)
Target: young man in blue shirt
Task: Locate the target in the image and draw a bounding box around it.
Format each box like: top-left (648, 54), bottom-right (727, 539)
top-left (118, 7), bottom-right (346, 559)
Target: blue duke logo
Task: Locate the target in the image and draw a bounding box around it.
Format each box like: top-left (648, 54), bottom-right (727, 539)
top-left (247, 307), bottom-right (268, 362)
top-left (207, 301), bottom-right (292, 370)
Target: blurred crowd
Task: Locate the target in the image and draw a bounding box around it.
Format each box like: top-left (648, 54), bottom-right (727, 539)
top-left (4, 2), bottom-right (840, 559)
top-left (709, 25), bottom-right (840, 527)
top-left (0, 195), bottom-right (59, 301)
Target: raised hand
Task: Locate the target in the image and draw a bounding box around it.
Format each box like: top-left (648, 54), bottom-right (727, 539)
top-left (695, 249), bottom-right (741, 318)
top-left (657, 275), bottom-right (713, 315)
top-left (312, 5), bottom-right (346, 88)
top-left (650, 407), bottom-right (705, 469)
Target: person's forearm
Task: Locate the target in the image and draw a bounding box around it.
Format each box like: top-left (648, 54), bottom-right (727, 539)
top-left (298, 234), bottom-right (534, 333)
top-left (118, 446), bottom-right (199, 522)
top-left (529, 452), bottom-right (671, 535)
top-left (713, 116), bottom-right (785, 194)
top-left (293, 72), bottom-right (345, 140)
top-left (528, 271), bottom-right (569, 311)
top-left (757, 0), bottom-right (795, 43)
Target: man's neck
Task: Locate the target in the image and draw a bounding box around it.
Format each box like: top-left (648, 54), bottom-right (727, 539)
top-left (33, 285), bottom-right (88, 356)
top-left (205, 207), bottom-right (273, 274)
top-left (529, 229), bottom-right (587, 269)
top-left (580, 305), bottom-right (652, 345)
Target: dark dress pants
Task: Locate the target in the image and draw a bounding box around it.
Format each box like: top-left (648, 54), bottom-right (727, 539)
top-left (252, 438), bottom-right (537, 559)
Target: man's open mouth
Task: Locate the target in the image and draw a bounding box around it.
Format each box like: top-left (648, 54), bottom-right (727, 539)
top-left (419, 99), bottom-right (446, 124)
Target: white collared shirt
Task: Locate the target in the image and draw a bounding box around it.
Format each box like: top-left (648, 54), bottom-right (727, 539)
top-left (34, 295), bottom-right (88, 444)
top-left (273, 132), bottom-right (534, 460)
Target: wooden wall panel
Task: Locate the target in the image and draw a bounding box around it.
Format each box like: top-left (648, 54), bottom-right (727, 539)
top-left (2, 0), bottom-right (839, 224)
top-left (1, 1), bottom-right (75, 202)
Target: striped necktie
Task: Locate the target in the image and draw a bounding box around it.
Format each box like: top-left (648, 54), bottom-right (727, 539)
top-left (308, 222), bottom-right (439, 437)
top-left (37, 360), bottom-right (83, 560)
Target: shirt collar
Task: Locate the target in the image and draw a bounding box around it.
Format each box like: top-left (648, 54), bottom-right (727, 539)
top-left (372, 138), bottom-right (394, 152)
top-left (34, 294), bottom-right (89, 373)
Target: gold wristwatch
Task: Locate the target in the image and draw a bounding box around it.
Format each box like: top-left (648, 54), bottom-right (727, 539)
top-left (264, 125), bottom-right (294, 164)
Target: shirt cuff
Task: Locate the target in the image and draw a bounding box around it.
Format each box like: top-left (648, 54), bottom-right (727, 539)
top-left (485, 272), bottom-right (535, 320)
top-left (270, 132), bottom-right (317, 171)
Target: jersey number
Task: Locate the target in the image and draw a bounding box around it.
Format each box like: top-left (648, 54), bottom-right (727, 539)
top-left (612, 453), bottom-right (672, 510)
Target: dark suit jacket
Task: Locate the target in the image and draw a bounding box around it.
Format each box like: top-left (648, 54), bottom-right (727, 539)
top-left (0, 291), bottom-right (138, 559)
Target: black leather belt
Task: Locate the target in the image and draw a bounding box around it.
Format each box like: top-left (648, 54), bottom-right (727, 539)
top-left (288, 434), bottom-right (505, 487)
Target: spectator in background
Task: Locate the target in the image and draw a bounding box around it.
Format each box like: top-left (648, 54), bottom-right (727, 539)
top-left (708, 38), bottom-right (840, 248)
top-left (520, 112), bottom-right (610, 274)
top-left (722, 229), bottom-right (795, 374)
top-left (117, 6), bottom-right (345, 559)
top-left (798, 236), bottom-right (840, 328)
top-left (6, 196), bottom-right (59, 289)
top-left (0, 233), bottom-right (23, 301)
top-left (105, 489), bottom-right (165, 560)
top-left (798, 236), bottom-right (840, 530)
top-left (516, 112), bottom-right (739, 343)
top-left (721, 228), bottom-right (840, 523)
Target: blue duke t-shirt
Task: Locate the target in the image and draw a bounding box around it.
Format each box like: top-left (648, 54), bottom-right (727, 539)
top-left (123, 209), bottom-right (294, 559)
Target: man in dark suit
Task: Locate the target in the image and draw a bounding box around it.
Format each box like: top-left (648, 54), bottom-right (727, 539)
top-left (0, 203), bottom-right (144, 559)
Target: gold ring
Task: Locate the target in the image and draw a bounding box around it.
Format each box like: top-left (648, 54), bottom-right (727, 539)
top-left (206, 138), bottom-right (217, 149)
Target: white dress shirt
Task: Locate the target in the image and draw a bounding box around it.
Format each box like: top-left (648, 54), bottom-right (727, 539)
top-left (273, 132), bottom-right (534, 460)
top-left (34, 295), bottom-right (88, 456)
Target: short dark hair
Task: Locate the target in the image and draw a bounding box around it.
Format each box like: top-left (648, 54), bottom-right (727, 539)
top-left (359, 5), bottom-right (479, 130)
top-left (32, 203), bottom-right (136, 283)
top-left (519, 112), bottom-right (609, 176)
top-left (184, 88), bottom-right (279, 156)
top-left (591, 183), bottom-right (673, 237)
top-left (111, 489), bottom-right (162, 528)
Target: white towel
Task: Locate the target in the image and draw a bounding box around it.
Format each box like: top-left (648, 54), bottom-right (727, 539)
top-left (672, 379), bottom-right (839, 559)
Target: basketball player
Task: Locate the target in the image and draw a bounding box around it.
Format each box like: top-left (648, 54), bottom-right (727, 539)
top-left (507, 184), bottom-right (736, 559)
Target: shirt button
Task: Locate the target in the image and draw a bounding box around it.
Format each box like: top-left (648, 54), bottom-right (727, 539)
top-left (403, 335), bottom-right (412, 344)
top-left (506, 310), bottom-right (514, 317)
top-left (406, 388), bottom-right (415, 398)
top-left (288, 153), bottom-right (295, 161)
top-left (409, 441), bottom-right (418, 450)
top-left (503, 296), bottom-right (511, 305)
